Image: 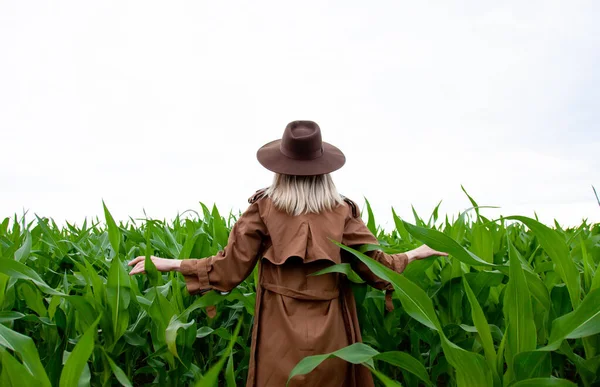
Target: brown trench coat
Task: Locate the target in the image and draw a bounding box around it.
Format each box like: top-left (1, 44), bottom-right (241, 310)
top-left (179, 190), bottom-right (408, 387)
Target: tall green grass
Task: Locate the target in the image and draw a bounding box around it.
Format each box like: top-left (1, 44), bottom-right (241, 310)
top-left (0, 190), bottom-right (599, 386)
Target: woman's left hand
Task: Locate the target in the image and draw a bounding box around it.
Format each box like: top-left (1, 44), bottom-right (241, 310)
top-left (128, 256), bottom-right (181, 275)
top-left (406, 244), bottom-right (448, 262)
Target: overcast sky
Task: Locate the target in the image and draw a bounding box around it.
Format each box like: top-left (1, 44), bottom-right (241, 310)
top-left (1, 1), bottom-right (599, 231)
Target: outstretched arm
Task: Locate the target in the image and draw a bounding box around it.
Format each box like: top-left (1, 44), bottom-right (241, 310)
top-left (129, 200), bottom-right (268, 295)
top-left (349, 246), bottom-right (446, 290)
top-left (341, 200), bottom-right (447, 291)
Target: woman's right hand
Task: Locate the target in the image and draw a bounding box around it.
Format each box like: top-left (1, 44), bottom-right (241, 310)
top-left (406, 244), bottom-right (448, 263)
top-left (128, 256), bottom-right (182, 275)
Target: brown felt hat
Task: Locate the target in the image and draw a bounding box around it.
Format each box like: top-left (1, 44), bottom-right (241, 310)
top-left (256, 120), bottom-right (346, 176)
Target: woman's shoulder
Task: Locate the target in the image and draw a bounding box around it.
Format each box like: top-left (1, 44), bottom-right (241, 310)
top-left (248, 187), bottom-right (269, 204)
top-left (340, 195), bottom-right (360, 218)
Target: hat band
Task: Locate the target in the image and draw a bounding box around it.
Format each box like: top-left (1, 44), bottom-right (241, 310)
top-left (279, 144), bottom-right (324, 160)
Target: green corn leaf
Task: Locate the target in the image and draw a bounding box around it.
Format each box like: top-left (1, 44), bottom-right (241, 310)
top-left (391, 208), bottom-right (411, 242)
top-left (461, 185), bottom-right (480, 219)
top-left (580, 234), bottom-right (593, 292)
top-left (426, 199), bottom-right (443, 227)
top-left (211, 205), bottom-right (228, 249)
top-left (364, 197), bottom-right (377, 235)
top-left (336, 243), bottom-right (440, 331)
top-left (146, 290), bottom-right (177, 352)
top-left (83, 259), bottom-right (106, 306)
top-left (0, 311), bottom-right (25, 323)
top-left (170, 268), bottom-right (185, 314)
top-left (0, 347), bottom-right (40, 386)
top-left (287, 337), bottom-right (481, 387)
top-left (195, 316), bottom-right (243, 387)
top-left (14, 231), bottom-right (31, 262)
top-left (370, 367), bottom-right (402, 387)
top-left (103, 201), bottom-right (121, 257)
top-left (505, 216), bottom-right (580, 309)
top-left (287, 342), bottom-right (379, 385)
top-left (0, 272), bottom-right (8, 308)
top-left (591, 261), bottom-right (600, 292)
top-left (401, 220), bottom-right (497, 267)
top-left (225, 352), bottom-right (236, 387)
top-left (59, 315), bottom-right (101, 387)
top-left (199, 202), bottom-right (212, 225)
top-left (20, 283), bottom-right (47, 317)
top-left (523, 269), bottom-right (551, 312)
top-left (459, 324), bottom-right (503, 342)
top-left (0, 324), bottom-right (51, 387)
top-left (163, 226), bottom-right (182, 258)
top-left (503, 237), bottom-right (536, 382)
top-left (66, 296), bottom-right (98, 331)
top-left (107, 257), bottom-right (131, 341)
top-left (374, 351), bottom-right (433, 386)
top-left (541, 288), bottom-right (600, 351)
top-left (34, 215), bottom-right (68, 258)
top-left (513, 351), bottom-right (551, 381)
top-left (470, 223), bottom-right (493, 263)
top-left (0, 258), bottom-right (65, 296)
top-left (180, 291), bottom-right (228, 321)
top-left (497, 322), bottom-right (508, 377)
top-left (463, 271), bottom-right (504, 301)
top-left (309, 263), bottom-right (365, 284)
top-left (224, 288), bottom-right (256, 316)
top-left (144, 223), bottom-right (160, 286)
top-left (103, 350), bottom-right (133, 387)
top-left (511, 377), bottom-right (577, 386)
top-left (166, 315), bottom-right (195, 360)
top-left (557, 340), bottom-right (597, 383)
top-left (411, 205), bottom-right (425, 227)
top-left (439, 334), bottom-right (492, 387)
top-left (196, 326), bottom-right (233, 340)
top-left (462, 273), bottom-right (497, 380)
top-left (180, 229), bottom-right (202, 259)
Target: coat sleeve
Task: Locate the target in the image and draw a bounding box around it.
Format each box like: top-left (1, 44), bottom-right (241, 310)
top-left (179, 200), bottom-right (268, 295)
top-left (341, 200), bottom-right (409, 310)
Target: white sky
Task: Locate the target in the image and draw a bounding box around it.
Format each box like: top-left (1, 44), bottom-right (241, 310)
top-left (1, 1), bottom-right (599, 231)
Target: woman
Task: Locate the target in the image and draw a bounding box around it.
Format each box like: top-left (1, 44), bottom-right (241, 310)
top-left (129, 120), bottom-right (448, 387)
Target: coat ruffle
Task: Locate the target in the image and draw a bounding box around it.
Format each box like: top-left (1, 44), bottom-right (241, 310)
top-left (260, 196), bottom-right (379, 266)
top-left (262, 220), bottom-right (344, 265)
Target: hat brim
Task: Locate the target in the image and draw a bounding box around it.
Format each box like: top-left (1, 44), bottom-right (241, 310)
top-left (256, 140), bottom-right (346, 176)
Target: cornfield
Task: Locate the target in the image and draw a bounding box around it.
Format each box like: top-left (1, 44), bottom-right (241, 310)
top-left (1, 189), bottom-right (599, 386)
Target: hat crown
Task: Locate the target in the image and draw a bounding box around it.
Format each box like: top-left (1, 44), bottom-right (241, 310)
top-left (256, 120), bottom-right (345, 176)
top-left (280, 120), bottom-right (323, 160)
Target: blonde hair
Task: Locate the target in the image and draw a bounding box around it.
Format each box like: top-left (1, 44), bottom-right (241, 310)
top-left (265, 173), bottom-right (345, 216)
